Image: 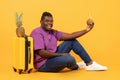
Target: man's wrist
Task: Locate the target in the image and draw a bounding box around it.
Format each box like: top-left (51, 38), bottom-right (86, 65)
top-left (57, 53), bottom-right (62, 56)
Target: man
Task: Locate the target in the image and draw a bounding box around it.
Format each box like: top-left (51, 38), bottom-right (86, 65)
top-left (30, 12), bottom-right (107, 72)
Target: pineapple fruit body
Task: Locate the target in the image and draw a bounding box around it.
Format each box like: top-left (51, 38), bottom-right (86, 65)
top-left (16, 27), bottom-right (26, 37)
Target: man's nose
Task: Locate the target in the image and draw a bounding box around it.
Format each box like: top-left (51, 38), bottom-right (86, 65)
top-left (48, 21), bottom-right (53, 24)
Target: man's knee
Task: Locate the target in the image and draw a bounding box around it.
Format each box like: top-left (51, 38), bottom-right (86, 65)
top-left (58, 56), bottom-right (75, 64)
top-left (65, 56), bottom-right (76, 64)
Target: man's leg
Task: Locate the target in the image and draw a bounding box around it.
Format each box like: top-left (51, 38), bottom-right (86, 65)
top-left (38, 55), bottom-right (78, 72)
top-left (57, 39), bottom-right (92, 64)
top-left (57, 39), bottom-right (107, 70)
top-left (39, 39), bottom-right (107, 72)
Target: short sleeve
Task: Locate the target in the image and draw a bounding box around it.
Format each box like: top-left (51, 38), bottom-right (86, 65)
top-left (30, 33), bottom-right (45, 50)
top-left (54, 30), bottom-right (63, 41)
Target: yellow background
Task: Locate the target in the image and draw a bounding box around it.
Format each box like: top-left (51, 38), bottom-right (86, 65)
top-left (0, 0), bottom-right (120, 80)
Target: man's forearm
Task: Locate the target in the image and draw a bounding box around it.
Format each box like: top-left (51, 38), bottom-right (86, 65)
top-left (61, 29), bottom-right (89, 40)
top-left (38, 49), bottom-right (61, 58)
top-left (71, 29), bottom-right (89, 38)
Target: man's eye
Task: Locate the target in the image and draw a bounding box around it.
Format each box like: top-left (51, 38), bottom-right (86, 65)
top-left (45, 20), bottom-right (49, 22)
top-left (45, 20), bottom-right (53, 22)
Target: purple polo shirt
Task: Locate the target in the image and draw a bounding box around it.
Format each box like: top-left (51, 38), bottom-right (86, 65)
top-left (30, 27), bottom-right (63, 69)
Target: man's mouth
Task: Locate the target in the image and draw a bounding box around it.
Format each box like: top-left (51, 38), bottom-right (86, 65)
top-left (47, 25), bottom-right (52, 29)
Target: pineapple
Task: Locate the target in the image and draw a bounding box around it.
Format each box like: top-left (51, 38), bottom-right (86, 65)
top-left (16, 13), bottom-right (26, 37)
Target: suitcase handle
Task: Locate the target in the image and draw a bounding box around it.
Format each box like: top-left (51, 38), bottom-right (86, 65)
top-left (28, 47), bottom-right (31, 64)
top-left (25, 36), bottom-right (31, 64)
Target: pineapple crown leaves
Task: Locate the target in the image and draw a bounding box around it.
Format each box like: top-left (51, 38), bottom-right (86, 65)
top-left (16, 13), bottom-right (23, 27)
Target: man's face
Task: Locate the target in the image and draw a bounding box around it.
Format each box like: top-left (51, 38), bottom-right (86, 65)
top-left (41, 16), bottom-right (53, 31)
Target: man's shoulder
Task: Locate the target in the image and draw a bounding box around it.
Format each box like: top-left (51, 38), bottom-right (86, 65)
top-left (31, 27), bottom-right (42, 33)
top-left (52, 29), bottom-right (63, 35)
top-left (30, 27), bottom-right (43, 36)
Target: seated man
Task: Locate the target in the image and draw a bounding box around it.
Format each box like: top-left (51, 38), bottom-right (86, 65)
top-left (30, 12), bottom-right (107, 72)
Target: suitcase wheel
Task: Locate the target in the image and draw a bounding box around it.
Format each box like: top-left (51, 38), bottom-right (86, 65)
top-left (18, 69), bottom-right (23, 74)
top-left (13, 67), bottom-right (17, 72)
top-left (27, 68), bottom-right (33, 73)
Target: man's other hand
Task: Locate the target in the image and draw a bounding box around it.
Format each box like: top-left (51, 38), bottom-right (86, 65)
top-left (86, 18), bottom-right (94, 31)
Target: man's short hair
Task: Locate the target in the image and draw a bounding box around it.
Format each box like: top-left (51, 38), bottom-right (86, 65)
top-left (41, 12), bottom-right (53, 21)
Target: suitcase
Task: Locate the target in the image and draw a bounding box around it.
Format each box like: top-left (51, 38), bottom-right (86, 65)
top-left (12, 37), bottom-right (34, 74)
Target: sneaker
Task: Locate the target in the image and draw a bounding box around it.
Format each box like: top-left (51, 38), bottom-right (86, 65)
top-left (77, 61), bottom-right (108, 71)
top-left (77, 62), bottom-right (86, 69)
top-left (85, 61), bottom-right (108, 71)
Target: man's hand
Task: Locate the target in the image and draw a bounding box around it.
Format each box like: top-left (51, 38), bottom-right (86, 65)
top-left (86, 18), bottom-right (94, 32)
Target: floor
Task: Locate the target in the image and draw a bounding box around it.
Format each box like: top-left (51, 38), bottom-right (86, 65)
top-left (1, 52), bottom-right (120, 80)
top-left (0, 65), bottom-right (120, 80)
